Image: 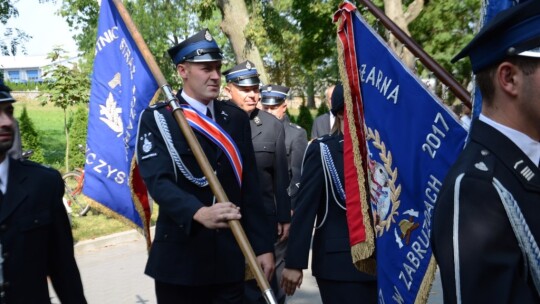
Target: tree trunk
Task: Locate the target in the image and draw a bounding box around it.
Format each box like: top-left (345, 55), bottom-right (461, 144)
top-left (64, 109), bottom-right (70, 172)
top-left (306, 75), bottom-right (315, 109)
top-left (384, 0), bottom-right (424, 70)
top-left (217, 0), bottom-right (270, 84)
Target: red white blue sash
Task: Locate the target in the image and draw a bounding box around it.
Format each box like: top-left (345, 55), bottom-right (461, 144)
top-left (181, 104), bottom-right (243, 186)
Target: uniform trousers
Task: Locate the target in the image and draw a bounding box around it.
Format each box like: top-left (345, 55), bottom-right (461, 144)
top-left (156, 280), bottom-right (244, 304)
top-left (316, 278), bottom-right (377, 304)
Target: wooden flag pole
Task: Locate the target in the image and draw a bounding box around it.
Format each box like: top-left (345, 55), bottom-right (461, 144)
top-left (111, 1), bottom-right (277, 303)
top-left (356, 0), bottom-right (472, 109)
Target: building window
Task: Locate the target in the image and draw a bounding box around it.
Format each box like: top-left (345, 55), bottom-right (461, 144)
top-left (7, 71), bottom-right (20, 83)
top-left (26, 70), bottom-right (39, 82)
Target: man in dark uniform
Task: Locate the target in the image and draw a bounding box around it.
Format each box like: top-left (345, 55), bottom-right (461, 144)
top-left (260, 84), bottom-right (308, 303)
top-left (311, 85), bottom-right (335, 139)
top-left (432, 2), bottom-right (540, 303)
top-left (136, 29), bottom-right (274, 304)
top-left (282, 84), bottom-right (377, 304)
top-left (260, 84), bottom-right (308, 203)
top-left (0, 81), bottom-right (86, 303)
top-left (222, 62), bottom-right (291, 304)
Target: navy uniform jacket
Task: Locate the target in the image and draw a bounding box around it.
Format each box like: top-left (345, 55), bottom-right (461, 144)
top-left (285, 134), bottom-right (375, 282)
top-left (1, 158), bottom-right (86, 303)
top-left (137, 93), bottom-right (274, 286)
top-left (281, 115), bottom-right (307, 205)
top-left (311, 112), bottom-right (331, 139)
top-left (246, 108), bottom-right (291, 233)
top-left (432, 120), bottom-right (540, 303)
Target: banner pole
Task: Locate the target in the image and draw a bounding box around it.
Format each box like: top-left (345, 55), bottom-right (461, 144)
top-left (110, 1), bottom-right (277, 303)
top-left (356, 0), bottom-right (472, 108)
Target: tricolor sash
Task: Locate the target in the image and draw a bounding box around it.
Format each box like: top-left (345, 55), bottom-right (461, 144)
top-left (180, 104), bottom-right (243, 187)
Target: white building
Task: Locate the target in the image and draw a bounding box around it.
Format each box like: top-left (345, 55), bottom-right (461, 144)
top-left (0, 54), bottom-right (79, 83)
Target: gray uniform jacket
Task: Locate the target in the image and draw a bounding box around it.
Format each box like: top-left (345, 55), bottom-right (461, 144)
top-left (281, 115), bottom-right (307, 207)
top-left (246, 108), bottom-right (291, 236)
top-left (311, 112), bottom-right (331, 139)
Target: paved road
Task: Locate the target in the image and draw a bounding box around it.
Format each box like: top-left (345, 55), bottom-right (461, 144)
top-left (49, 229), bottom-right (442, 303)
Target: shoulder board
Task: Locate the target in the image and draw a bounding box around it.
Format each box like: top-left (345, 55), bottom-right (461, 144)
top-left (220, 99), bottom-right (245, 113)
top-left (316, 134), bottom-right (334, 143)
top-left (18, 158), bottom-right (55, 171)
top-left (288, 122), bottom-right (304, 130)
top-left (148, 101), bottom-right (169, 110)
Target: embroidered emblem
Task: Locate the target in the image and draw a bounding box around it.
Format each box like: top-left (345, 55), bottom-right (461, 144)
top-left (254, 116), bottom-right (262, 125)
top-left (366, 127), bottom-right (401, 237)
top-left (141, 133), bottom-right (153, 153)
top-left (267, 86), bottom-right (272, 92)
top-left (475, 162), bottom-right (488, 171)
top-left (99, 92), bottom-right (124, 137)
top-left (246, 61), bottom-right (252, 70)
top-left (398, 209), bottom-right (420, 246)
top-left (205, 30), bottom-right (212, 41)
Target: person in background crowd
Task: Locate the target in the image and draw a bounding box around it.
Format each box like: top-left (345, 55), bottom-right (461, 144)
top-left (311, 85), bottom-right (335, 139)
top-left (432, 1), bottom-right (540, 303)
top-left (260, 84), bottom-right (308, 303)
top-left (281, 84), bottom-right (377, 304)
top-left (222, 61), bottom-right (290, 304)
top-left (460, 105), bottom-right (472, 129)
top-left (136, 29), bottom-right (274, 304)
top-left (0, 80), bottom-right (86, 303)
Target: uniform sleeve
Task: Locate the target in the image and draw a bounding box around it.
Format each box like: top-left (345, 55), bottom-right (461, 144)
top-left (285, 141), bottom-right (323, 269)
top-left (288, 129), bottom-right (308, 208)
top-left (274, 122), bottom-right (292, 223)
top-left (48, 171), bottom-right (87, 303)
top-left (239, 115), bottom-right (275, 255)
top-left (136, 109), bottom-right (204, 235)
top-left (433, 173), bottom-right (528, 304)
top-left (310, 119), bottom-right (319, 140)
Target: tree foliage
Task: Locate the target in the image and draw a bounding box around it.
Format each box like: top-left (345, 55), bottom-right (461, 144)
top-left (68, 105), bottom-right (88, 169)
top-left (18, 106), bottom-right (45, 163)
top-left (0, 0), bottom-right (32, 55)
top-left (38, 47), bottom-right (90, 171)
top-left (295, 103), bottom-right (314, 137)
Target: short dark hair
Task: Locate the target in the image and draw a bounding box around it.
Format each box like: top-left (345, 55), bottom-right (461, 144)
top-left (476, 56), bottom-right (540, 105)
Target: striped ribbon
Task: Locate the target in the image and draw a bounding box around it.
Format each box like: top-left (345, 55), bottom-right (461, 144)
top-left (180, 104), bottom-right (243, 187)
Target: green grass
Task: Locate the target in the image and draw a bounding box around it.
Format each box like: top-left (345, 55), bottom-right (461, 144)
top-left (14, 97), bottom-right (67, 170)
top-left (14, 96), bottom-right (159, 241)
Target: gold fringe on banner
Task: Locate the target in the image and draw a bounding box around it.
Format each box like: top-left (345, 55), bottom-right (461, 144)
top-left (337, 35), bottom-right (376, 275)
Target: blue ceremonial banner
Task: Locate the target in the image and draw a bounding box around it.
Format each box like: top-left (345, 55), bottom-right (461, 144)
top-left (83, 0), bottom-right (157, 236)
top-left (336, 3), bottom-right (468, 303)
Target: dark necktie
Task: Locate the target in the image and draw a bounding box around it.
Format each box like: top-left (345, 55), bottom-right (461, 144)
top-left (206, 107), bottom-right (213, 120)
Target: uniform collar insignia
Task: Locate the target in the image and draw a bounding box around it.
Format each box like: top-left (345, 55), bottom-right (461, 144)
top-left (254, 116), bottom-right (262, 125)
top-left (205, 30), bottom-right (213, 41)
top-left (475, 162), bottom-right (488, 171)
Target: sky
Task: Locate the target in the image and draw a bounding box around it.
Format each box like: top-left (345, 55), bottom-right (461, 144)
top-left (1, 0), bottom-right (79, 56)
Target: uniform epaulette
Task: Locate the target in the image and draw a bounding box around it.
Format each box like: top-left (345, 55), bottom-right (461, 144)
top-left (220, 99), bottom-right (244, 114)
top-left (289, 122), bottom-right (303, 130)
top-left (463, 147), bottom-right (496, 179)
top-left (316, 134), bottom-right (334, 143)
top-left (18, 158), bottom-right (55, 172)
top-left (148, 101), bottom-right (169, 110)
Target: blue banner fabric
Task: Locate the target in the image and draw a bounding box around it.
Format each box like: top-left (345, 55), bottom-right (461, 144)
top-left (348, 9), bottom-right (468, 303)
top-left (83, 0), bottom-right (157, 229)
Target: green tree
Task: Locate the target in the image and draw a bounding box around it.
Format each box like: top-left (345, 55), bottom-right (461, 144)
top-left (409, 0), bottom-right (480, 94)
top-left (0, 0), bottom-right (32, 55)
top-left (316, 101), bottom-right (330, 117)
top-left (295, 103), bottom-right (314, 137)
top-left (38, 47), bottom-right (90, 171)
top-left (17, 106), bottom-right (45, 163)
top-left (68, 105), bottom-right (88, 169)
